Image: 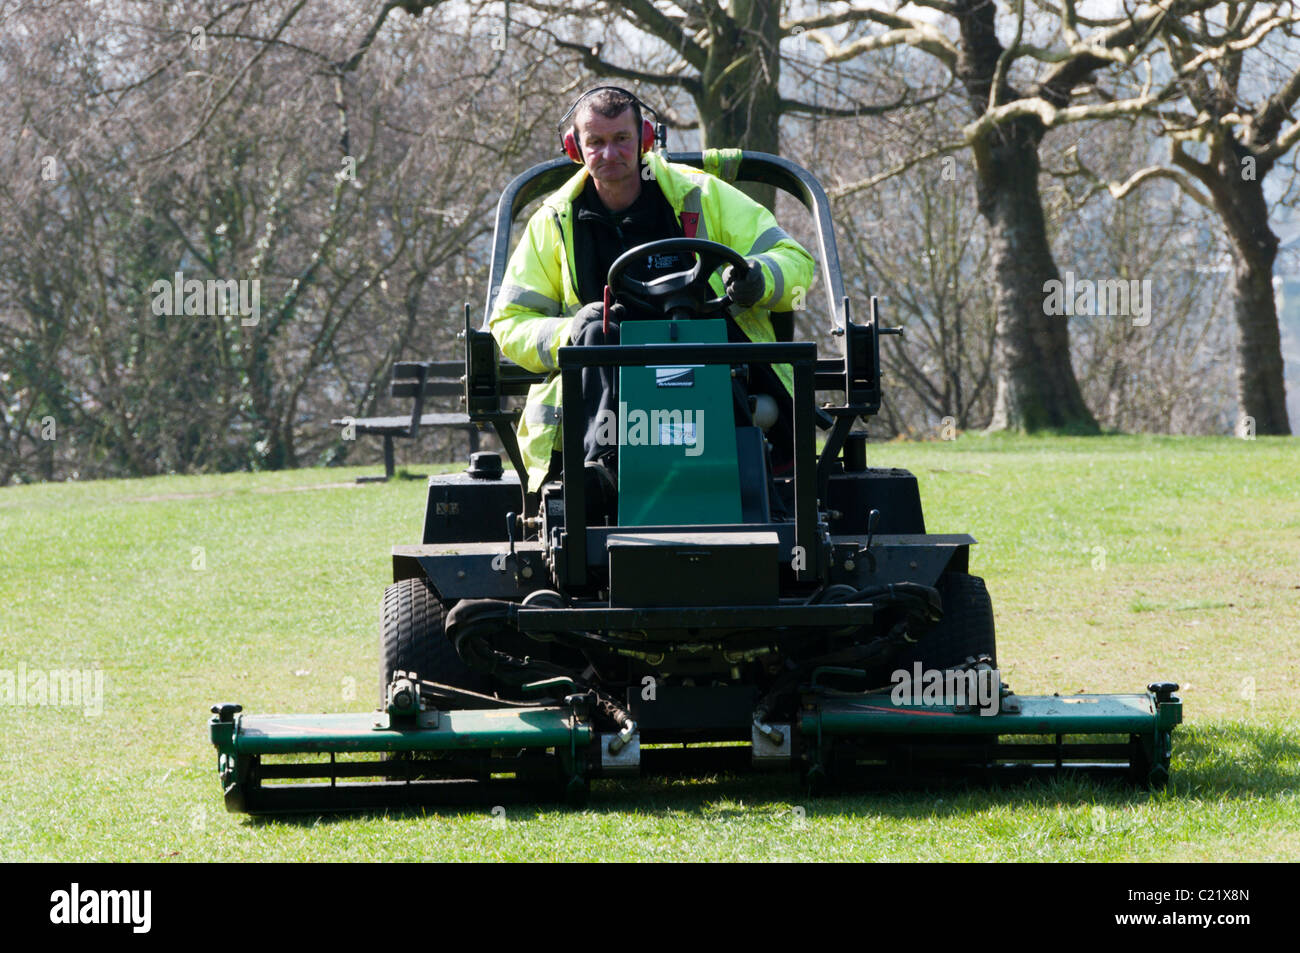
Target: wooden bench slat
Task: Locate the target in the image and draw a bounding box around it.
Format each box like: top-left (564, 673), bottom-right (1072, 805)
top-left (391, 380), bottom-right (463, 399)
top-left (392, 360), bottom-right (462, 378)
top-left (332, 413), bottom-right (475, 435)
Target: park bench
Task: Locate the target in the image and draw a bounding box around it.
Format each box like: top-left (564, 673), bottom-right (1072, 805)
top-left (335, 360), bottom-right (481, 481)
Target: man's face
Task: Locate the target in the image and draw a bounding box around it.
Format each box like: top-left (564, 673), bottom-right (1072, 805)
top-left (574, 106), bottom-right (640, 188)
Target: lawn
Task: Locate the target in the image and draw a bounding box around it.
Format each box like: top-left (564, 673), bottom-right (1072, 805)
top-left (1, 434), bottom-right (1296, 861)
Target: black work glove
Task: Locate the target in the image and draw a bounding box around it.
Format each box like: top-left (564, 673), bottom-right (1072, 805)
top-left (569, 300), bottom-right (623, 343)
top-left (569, 301), bottom-right (606, 344)
top-left (723, 259), bottom-right (766, 308)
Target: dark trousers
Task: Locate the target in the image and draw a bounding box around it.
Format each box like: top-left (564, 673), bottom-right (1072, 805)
top-left (571, 319), bottom-right (621, 468)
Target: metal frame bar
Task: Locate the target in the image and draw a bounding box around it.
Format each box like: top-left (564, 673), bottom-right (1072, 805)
top-left (515, 603), bottom-right (875, 630)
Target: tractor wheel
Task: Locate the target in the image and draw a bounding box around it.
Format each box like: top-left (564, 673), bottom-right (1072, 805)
top-left (893, 572), bottom-right (996, 672)
top-left (379, 576), bottom-right (491, 705)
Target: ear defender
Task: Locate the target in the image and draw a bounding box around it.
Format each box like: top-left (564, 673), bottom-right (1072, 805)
top-left (563, 128), bottom-right (583, 163)
top-left (562, 118), bottom-right (654, 163)
top-left (558, 87), bottom-right (662, 163)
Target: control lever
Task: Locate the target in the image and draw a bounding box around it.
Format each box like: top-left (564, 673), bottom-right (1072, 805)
top-left (857, 508), bottom-right (881, 573)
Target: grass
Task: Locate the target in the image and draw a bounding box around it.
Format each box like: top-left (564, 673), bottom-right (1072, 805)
top-left (0, 434), bottom-right (1296, 861)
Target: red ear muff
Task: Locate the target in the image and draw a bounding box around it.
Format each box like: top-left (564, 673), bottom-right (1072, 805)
top-left (563, 128), bottom-right (582, 163)
top-left (559, 87), bottom-right (665, 163)
top-left (564, 120), bottom-right (654, 163)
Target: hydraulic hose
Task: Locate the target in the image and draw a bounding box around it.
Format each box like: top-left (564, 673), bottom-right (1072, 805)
top-left (444, 599), bottom-right (636, 732)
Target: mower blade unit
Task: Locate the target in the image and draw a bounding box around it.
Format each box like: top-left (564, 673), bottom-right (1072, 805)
top-left (209, 703), bottom-right (591, 814)
top-left (209, 684), bottom-right (1180, 813)
top-left (801, 684), bottom-right (1182, 788)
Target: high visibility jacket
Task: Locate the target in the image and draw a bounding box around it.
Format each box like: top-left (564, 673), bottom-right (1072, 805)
top-left (489, 149), bottom-right (815, 492)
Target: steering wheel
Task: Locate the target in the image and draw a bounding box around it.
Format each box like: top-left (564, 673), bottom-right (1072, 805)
top-left (606, 238), bottom-right (750, 320)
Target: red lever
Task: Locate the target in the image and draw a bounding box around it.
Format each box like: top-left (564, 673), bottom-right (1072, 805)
top-left (603, 284), bottom-right (612, 334)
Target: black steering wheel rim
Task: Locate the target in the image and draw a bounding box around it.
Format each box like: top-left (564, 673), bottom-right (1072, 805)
top-left (606, 237), bottom-right (749, 318)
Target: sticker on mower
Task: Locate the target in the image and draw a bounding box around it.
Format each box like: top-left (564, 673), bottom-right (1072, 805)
top-left (658, 420), bottom-right (697, 446)
top-left (653, 366), bottom-right (697, 388)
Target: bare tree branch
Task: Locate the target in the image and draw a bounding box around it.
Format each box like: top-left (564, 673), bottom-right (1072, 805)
top-left (964, 87), bottom-right (1161, 142)
top-left (989, 0), bottom-right (1025, 111)
top-left (829, 140), bottom-right (966, 199)
top-left (809, 19), bottom-right (959, 71)
top-left (551, 38), bottom-right (703, 95)
top-left (1065, 143), bottom-right (1215, 209)
top-left (781, 85), bottom-right (948, 119)
top-left (336, 0), bottom-right (408, 73)
top-left (784, 3), bottom-right (916, 33)
top-left (139, 0), bottom-right (310, 164)
top-left (612, 0), bottom-right (709, 71)
top-left (1255, 62), bottom-right (1300, 151)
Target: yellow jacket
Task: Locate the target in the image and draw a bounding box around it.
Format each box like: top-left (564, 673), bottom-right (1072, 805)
top-left (489, 149), bottom-right (815, 491)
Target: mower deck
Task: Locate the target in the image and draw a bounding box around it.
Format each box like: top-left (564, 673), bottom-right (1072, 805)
top-left (209, 682), bottom-right (1181, 814)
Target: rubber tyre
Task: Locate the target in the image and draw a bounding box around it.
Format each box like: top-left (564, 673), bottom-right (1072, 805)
top-left (379, 576), bottom-right (491, 705)
top-left (892, 572), bottom-right (996, 671)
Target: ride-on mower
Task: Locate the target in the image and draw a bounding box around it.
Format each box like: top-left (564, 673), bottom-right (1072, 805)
top-left (209, 152), bottom-right (1181, 813)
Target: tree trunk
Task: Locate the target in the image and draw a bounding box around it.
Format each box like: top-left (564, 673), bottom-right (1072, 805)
top-left (696, 0), bottom-right (781, 153)
top-left (975, 122), bottom-right (1098, 432)
top-left (1213, 166), bottom-right (1291, 435)
top-left (952, 0), bottom-right (1096, 433)
top-left (1228, 245), bottom-right (1291, 435)
top-left (694, 0), bottom-right (781, 207)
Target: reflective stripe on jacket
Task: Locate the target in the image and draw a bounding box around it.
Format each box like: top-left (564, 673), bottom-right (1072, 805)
top-left (489, 149), bottom-right (815, 491)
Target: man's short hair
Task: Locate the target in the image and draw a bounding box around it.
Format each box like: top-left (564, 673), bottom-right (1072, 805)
top-left (574, 88), bottom-right (642, 137)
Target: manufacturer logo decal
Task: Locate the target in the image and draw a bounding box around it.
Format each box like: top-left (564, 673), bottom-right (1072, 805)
top-left (654, 366), bottom-right (696, 388)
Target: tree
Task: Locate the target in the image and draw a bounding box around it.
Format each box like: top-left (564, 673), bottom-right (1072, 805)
top-left (1077, 4), bottom-right (1300, 434)
top-left (502, 0), bottom-right (915, 155)
top-left (0, 0), bottom-right (562, 483)
top-left (814, 86), bottom-right (999, 434)
top-left (1051, 120), bottom-right (1237, 433)
top-left (812, 2), bottom-right (1229, 432)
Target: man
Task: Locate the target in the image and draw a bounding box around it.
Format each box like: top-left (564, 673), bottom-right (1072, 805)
top-left (489, 87), bottom-right (815, 495)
